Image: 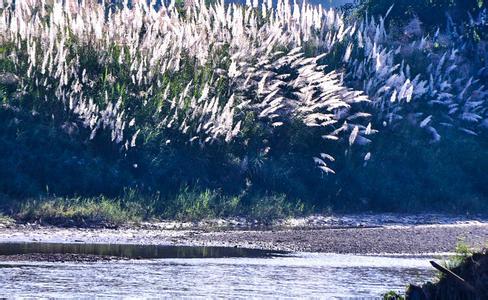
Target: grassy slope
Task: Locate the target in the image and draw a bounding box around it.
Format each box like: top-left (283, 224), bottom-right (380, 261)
top-left (0, 1), bottom-right (487, 225)
top-left (1, 101), bottom-right (486, 222)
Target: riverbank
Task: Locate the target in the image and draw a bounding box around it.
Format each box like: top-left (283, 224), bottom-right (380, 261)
top-left (1, 215), bottom-right (487, 255)
top-left (406, 249), bottom-right (488, 299)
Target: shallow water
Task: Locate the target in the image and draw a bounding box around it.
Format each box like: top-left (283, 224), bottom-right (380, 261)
top-left (0, 242), bottom-right (281, 259)
top-left (0, 243), bottom-right (439, 298)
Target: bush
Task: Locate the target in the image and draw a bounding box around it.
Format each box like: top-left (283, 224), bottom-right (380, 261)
top-left (17, 197), bottom-right (147, 227)
top-left (162, 188), bottom-right (242, 221)
top-left (411, 246), bottom-right (488, 299)
top-left (0, 213), bottom-right (13, 225)
top-left (0, 0), bottom-right (486, 218)
top-left (247, 194), bottom-right (307, 221)
top-left (357, 0), bottom-right (485, 29)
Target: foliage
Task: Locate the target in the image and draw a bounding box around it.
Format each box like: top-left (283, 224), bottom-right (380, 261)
top-left (383, 291), bottom-right (405, 300)
top-left (417, 247), bottom-right (488, 299)
top-left (443, 240), bottom-right (474, 272)
top-left (0, 213), bottom-right (13, 224)
top-left (247, 193), bottom-right (307, 221)
top-left (17, 196), bottom-right (147, 226)
top-left (0, 0), bottom-right (486, 217)
top-left (6, 189), bottom-right (308, 225)
top-left (162, 187), bottom-right (242, 220)
top-left (161, 187), bottom-right (307, 221)
top-left (331, 128), bottom-right (488, 212)
top-left (357, 0), bottom-right (486, 29)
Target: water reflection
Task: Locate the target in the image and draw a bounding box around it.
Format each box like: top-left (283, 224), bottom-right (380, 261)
top-left (0, 242), bottom-right (283, 259)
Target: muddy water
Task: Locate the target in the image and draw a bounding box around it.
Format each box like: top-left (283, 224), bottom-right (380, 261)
top-left (0, 242), bottom-right (439, 298)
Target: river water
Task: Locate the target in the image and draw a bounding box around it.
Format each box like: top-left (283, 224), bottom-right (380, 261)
top-left (0, 244), bottom-right (440, 298)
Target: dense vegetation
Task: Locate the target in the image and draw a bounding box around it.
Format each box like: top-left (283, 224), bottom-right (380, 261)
top-left (0, 0), bottom-right (487, 222)
top-left (357, 0), bottom-right (485, 28)
top-left (385, 244), bottom-right (488, 299)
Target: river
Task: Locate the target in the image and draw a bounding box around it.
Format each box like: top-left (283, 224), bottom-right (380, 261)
top-left (0, 250), bottom-right (437, 298)
top-left (0, 242), bottom-right (442, 298)
top-left (3, 214), bottom-right (484, 298)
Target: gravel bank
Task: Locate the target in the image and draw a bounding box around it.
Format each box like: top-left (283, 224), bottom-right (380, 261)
top-left (0, 222), bottom-right (487, 254)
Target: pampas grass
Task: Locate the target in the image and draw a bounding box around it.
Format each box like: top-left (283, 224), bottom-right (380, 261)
top-left (0, 0), bottom-right (486, 175)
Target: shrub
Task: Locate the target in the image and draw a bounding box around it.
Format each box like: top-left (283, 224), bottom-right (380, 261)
top-left (0, 0), bottom-right (486, 216)
top-left (0, 213), bottom-right (13, 224)
top-left (357, 0), bottom-right (486, 29)
top-left (162, 188), bottom-right (238, 220)
top-left (17, 197), bottom-right (147, 226)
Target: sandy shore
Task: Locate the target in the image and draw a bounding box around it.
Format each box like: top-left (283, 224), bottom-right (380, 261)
top-left (1, 221), bottom-right (487, 254)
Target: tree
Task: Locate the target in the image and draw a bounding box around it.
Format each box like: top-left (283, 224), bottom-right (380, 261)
top-left (358, 0), bottom-right (486, 29)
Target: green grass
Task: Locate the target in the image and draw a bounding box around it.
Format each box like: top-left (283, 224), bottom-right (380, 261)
top-left (382, 291), bottom-right (404, 300)
top-left (426, 240), bottom-right (476, 284)
top-left (441, 240), bottom-right (474, 275)
top-left (247, 194), bottom-right (307, 222)
top-left (17, 197), bottom-right (147, 227)
top-left (4, 188), bottom-right (310, 227)
top-left (410, 243), bottom-right (488, 299)
top-left (163, 188), bottom-right (242, 221)
top-left (386, 243), bottom-right (484, 299)
top-left (0, 213), bottom-right (14, 225)
top-left (162, 187), bottom-right (308, 222)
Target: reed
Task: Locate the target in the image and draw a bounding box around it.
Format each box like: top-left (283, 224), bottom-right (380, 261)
top-left (0, 0), bottom-right (486, 185)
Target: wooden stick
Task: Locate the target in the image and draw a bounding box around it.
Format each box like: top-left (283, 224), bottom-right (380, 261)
top-left (430, 260), bottom-right (476, 293)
